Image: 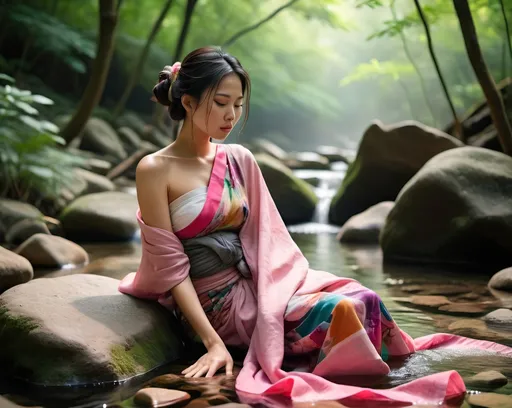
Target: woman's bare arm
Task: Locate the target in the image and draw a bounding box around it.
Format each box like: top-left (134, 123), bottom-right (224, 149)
top-left (136, 156), bottom-right (233, 377)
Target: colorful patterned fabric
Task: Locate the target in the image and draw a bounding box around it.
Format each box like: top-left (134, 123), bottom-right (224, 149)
top-left (174, 145), bottom-right (249, 240)
top-left (283, 291), bottom-right (401, 368)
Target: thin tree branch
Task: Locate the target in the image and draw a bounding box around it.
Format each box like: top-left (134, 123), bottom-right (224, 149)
top-left (413, 0), bottom-right (462, 139)
top-left (222, 0), bottom-right (300, 48)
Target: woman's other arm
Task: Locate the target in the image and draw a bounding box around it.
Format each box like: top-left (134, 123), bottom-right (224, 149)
top-left (136, 156), bottom-right (233, 377)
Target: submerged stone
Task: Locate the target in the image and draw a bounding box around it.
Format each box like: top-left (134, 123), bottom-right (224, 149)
top-left (133, 388), bottom-right (190, 407)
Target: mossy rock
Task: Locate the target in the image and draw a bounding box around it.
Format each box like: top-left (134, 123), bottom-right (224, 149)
top-left (0, 274), bottom-right (183, 385)
top-left (255, 153), bottom-right (318, 224)
top-left (380, 147), bottom-right (512, 268)
top-left (329, 120), bottom-right (462, 225)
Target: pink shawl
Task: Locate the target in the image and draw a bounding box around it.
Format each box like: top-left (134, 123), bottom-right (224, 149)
top-left (119, 144), bottom-right (512, 406)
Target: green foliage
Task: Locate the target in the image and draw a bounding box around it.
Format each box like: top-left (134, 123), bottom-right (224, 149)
top-left (5, 4), bottom-right (95, 74)
top-left (0, 74), bottom-right (84, 206)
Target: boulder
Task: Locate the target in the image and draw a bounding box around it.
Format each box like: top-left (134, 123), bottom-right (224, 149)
top-left (5, 218), bottom-right (50, 246)
top-left (59, 192), bottom-right (139, 242)
top-left (15, 234), bottom-right (89, 268)
top-left (74, 168), bottom-right (116, 195)
top-left (329, 120), bottom-right (462, 225)
top-left (488, 267), bottom-right (512, 292)
top-left (316, 145), bottom-right (350, 164)
top-left (255, 154), bottom-right (317, 224)
top-left (141, 125), bottom-right (169, 148)
top-left (380, 147), bottom-right (512, 267)
top-left (117, 126), bottom-right (142, 151)
top-left (337, 201), bottom-right (394, 244)
top-left (284, 152), bottom-right (330, 170)
top-left (0, 274), bottom-right (183, 385)
top-left (250, 139), bottom-right (287, 161)
top-left (0, 199), bottom-right (43, 243)
top-left (0, 246), bottom-right (33, 292)
top-left (80, 118), bottom-right (127, 161)
top-left (117, 112), bottom-right (147, 135)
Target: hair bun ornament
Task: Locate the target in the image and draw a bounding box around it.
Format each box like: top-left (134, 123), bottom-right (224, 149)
top-left (167, 61), bottom-right (181, 101)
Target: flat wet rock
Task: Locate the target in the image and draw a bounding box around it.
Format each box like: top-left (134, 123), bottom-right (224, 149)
top-left (438, 303), bottom-right (493, 316)
top-left (134, 388), bottom-right (191, 407)
top-left (465, 370), bottom-right (508, 390)
top-left (467, 392), bottom-right (512, 407)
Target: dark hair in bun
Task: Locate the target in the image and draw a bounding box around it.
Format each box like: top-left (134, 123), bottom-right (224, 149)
top-left (152, 46), bottom-right (251, 123)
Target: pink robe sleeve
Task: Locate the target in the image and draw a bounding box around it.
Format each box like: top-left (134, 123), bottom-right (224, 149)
top-left (118, 209), bottom-right (190, 301)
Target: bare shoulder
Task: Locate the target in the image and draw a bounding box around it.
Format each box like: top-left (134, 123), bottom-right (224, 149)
top-left (136, 153), bottom-right (171, 182)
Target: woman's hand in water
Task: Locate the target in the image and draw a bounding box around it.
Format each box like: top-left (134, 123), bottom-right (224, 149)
top-left (182, 341), bottom-right (234, 378)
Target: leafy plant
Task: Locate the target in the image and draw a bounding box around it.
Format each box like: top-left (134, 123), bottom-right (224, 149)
top-left (5, 4), bottom-right (96, 74)
top-left (0, 74), bottom-right (84, 210)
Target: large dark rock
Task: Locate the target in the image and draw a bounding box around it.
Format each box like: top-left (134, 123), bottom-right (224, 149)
top-left (380, 147), bottom-right (512, 268)
top-left (329, 121), bottom-right (462, 225)
top-left (0, 199), bottom-right (43, 243)
top-left (0, 274), bottom-right (183, 385)
top-left (59, 192), bottom-right (139, 242)
top-left (255, 154), bottom-right (318, 224)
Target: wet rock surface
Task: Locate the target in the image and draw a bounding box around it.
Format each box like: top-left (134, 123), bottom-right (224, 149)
top-left (466, 392), bottom-right (512, 407)
top-left (134, 388), bottom-right (191, 407)
top-left (465, 370), bottom-right (508, 390)
top-left (0, 274), bottom-right (183, 385)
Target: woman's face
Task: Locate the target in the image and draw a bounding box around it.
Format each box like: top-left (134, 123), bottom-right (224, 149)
top-left (191, 73), bottom-right (244, 141)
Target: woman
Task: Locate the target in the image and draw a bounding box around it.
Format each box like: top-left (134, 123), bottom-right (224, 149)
top-left (119, 46), bottom-right (511, 406)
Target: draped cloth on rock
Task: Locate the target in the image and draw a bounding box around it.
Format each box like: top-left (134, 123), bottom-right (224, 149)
top-left (119, 143), bottom-right (512, 406)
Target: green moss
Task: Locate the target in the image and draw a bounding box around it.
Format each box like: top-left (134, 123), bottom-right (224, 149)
top-left (333, 156), bottom-right (361, 204)
top-left (110, 327), bottom-right (181, 377)
top-left (0, 305), bottom-right (39, 333)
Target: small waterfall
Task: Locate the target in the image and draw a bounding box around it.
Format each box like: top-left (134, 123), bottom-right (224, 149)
top-left (288, 164), bottom-right (347, 234)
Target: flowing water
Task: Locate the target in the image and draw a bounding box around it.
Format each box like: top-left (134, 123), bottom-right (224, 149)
top-left (1, 163), bottom-right (511, 408)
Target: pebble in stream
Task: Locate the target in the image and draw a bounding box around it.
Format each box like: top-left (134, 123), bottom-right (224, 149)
top-left (465, 370), bottom-right (508, 391)
top-left (134, 388), bottom-right (190, 407)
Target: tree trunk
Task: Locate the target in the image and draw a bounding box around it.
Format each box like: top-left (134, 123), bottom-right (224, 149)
top-left (173, 0), bottom-right (198, 61)
top-left (222, 0), bottom-right (300, 48)
top-left (390, 0), bottom-right (436, 126)
top-left (166, 0), bottom-right (199, 140)
top-left (453, 0), bottom-right (512, 155)
top-left (499, 0), bottom-right (512, 64)
top-left (112, 0), bottom-right (175, 119)
top-left (60, 0), bottom-right (118, 144)
top-left (413, 0), bottom-right (463, 139)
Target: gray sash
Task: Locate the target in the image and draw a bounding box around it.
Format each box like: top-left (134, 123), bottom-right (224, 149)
top-left (182, 231), bottom-right (251, 279)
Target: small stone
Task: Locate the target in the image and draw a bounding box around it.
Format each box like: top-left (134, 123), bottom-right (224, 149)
top-left (465, 370), bottom-right (508, 390)
top-left (438, 303), bottom-right (490, 316)
top-left (411, 295), bottom-right (452, 307)
top-left (401, 285), bottom-right (423, 293)
top-left (482, 309), bottom-right (512, 328)
top-left (488, 267), bottom-right (512, 292)
top-left (448, 320), bottom-right (509, 343)
top-left (134, 388), bottom-right (190, 407)
top-left (467, 392), bottom-right (512, 407)
top-left (15, 234), bottom-right (89, 268)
